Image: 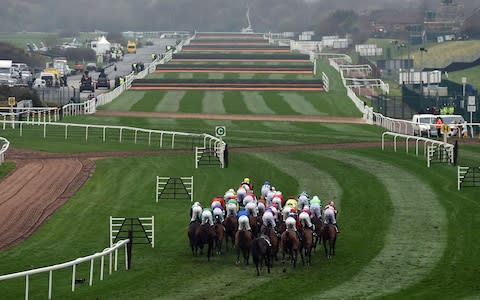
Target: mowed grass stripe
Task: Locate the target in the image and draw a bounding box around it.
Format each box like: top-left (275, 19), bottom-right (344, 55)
top-left (260, 121), bottom-right (298, 132)
top-left (241, 91), bottom-right (274, 114)
top-left (312, 151), bottom-right (448, 299)
top-left (259, 91), bottom-right (296, 115)
top-left (101, 91), bottom-right (146, 111)
top-left (202, 91), bottom-right (225, 114)
top-left (253, 152), bottom-right (342, 203)
top-left (130, 91), bottom-right (167, 112)
top-left (207, 73), bottom-right (225, 79)
top-left (179, 91), bottom-right (204, 113)
top-left (222, 91), bottom-right (250, 114)
top-left (154, 91), bottom-right (186, 112)
top-left (279, 92), bottom-right (325, 115)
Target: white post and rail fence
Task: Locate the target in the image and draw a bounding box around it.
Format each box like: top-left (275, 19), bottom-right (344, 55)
top-left (0, 239), bottom-right (130, 300)
top-left (0, 136), bottom-right (9, 165)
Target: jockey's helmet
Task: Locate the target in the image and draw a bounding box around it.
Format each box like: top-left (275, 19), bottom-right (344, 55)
top-left (193, 202), bottom-right (200, 207)
top-left (244, 177), bottom-right (250, 184)
top-left (330, 201), bottom-right (335, 206)
top-left (264, 180), bottom-right (270, 185)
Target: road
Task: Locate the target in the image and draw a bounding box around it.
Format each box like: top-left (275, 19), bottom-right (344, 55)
top-left (38, 38), bottom-right (176, 105)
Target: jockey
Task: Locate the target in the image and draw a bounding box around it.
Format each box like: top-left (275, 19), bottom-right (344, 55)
top-left (285, 197), bottom-right (298, 209)
top-left (257, 201), bottom-right (266, 216)
top-left (201, 208), bottom-right (214, 226)
top-left (265, 189), bottom-right (276, 206)
top-left (243, 192), bottom-right (255, 207)
top-left (262, 209), bottom-right (276, 228)
top-left (212, 205), bottom-right (225, 224)
top-left (269, 205), bottom-right (279, 221)
top-left (310, 195), bottom-right (322, 219)
top-left (241, 177), bottom-right (253, 191)
top-left (297, 191), bottom-right (310, 210)
top-left (245, 201), bottom-right (257, 217)
top-left (237, 208), bottom-right (251, 231)
top-left (274, 191), bottom-right (285, 206)
top-left (226, 199), bottom-right (239, 217)
top-left (190, 202), bottom-right (202, 223)
top-left (261, 180), bottom-right (271, 198)
top-left (299, 207), bottom-right (315, 231)
top-left (281, 205), bottom-right (292, 221)
top-left (211, 196), bottom-right (225, 210)
top-left (237, 186), bottom-right (247, 205)
top-left (224, 188), bottom-right (236, 202)
top-left (324, 201), bottom-right (339, 232)
top-left (272, 196), bottom-right (283, 211)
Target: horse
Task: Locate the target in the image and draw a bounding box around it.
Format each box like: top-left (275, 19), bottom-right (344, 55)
top-left (281, 230), bottom-right (300, 269)
top-left (300, 227), bottom-right (314, 267)
top-left (249, 215), bottom-right (259, 238)
top-left (188, 220), bottom-right (201, 256)
top-left (214, 216), bottom-right (225, 255)
top-left (311, 216), bottom-right (324, 252)
top-left (195, 223), bottom-right (217, 261)
top-left (261, 223), bottom-right (279, 266)
top-left (323, 223), bottom-right (337, 259)
top-left (251, 236), bottom-right (271, 276)
top-left (235, 229), bottom-right (252, 265)
top-left (224, 215), bottom-right (237, 251)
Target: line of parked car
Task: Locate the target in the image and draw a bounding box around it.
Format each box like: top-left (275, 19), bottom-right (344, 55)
top-left (412, 113), bottom-right (467, 137)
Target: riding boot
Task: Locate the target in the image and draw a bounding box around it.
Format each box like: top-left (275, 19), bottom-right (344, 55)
top-left (335, 224), bottom-right (340, 233)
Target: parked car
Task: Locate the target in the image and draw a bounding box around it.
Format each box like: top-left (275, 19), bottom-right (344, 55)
top-left (96, 76), bottom-right (110, 89)
top-left (412, 114), bottom-right (437, 137)
top-left (33, 78), bottom-right (47, 88)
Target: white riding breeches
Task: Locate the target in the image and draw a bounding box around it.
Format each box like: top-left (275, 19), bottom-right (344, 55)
top-left (213, 207), bottom-right (224, 223)
top-left (323, 208), bottom-right (336, 225)
top-left (226, 203), bottom-right (237, 217)
top-left (191, 205), bottom-right (202, 222)
top-left (262, 211), bottom-right (276, 228)
top-left (285, 217), bottom-right (297, 231)
top-left (238, 215), bottom-right (251, 231)
top-left (310, 204), bottom-right (321, 219)
top-left (201, 210), bottom-right (213, 226)
top-left (299, 212), bottom-right (313, 228)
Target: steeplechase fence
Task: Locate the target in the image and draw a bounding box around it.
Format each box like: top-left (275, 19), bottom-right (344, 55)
top-left (156, 176), bottom-right (193, 202)
top-left (458, 166), bottom-right (480, 190)
top-left (110, 216), bottom-right (154, 248)
top-left (0, 239), bottom-right (130, 300)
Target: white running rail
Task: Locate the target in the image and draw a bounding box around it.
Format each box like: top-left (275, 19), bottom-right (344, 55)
top-left (0, 239), bottom-right (130, 300)
top-left (0, 136), bottom-right (9, 165)
top-left (381, 131), bottom-right (454, 167)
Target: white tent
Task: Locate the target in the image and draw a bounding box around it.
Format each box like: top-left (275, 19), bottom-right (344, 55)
top-left (91, 36), bottom-right (111, 55)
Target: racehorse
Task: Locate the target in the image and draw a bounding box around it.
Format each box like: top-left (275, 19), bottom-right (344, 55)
top-left (249, 215), bottom-right (259, 238)
top-left (235, 229), bottom-right (252, 265)
top-left (224, 215), bottom-right (237, 251)
top-left (214, 216), bottom-right (225, 255)
top-left (300, 227), bottom-right (314, 267)
top-left (323, 223), bottom-right (337, 259)
top-left (261, 223), bottom-right (279, 266)
top-left (195, 223), bottom-right (217, 261)
top-left (311, 216), bottom-right (324, 252)
top-left (281, 230), bottom-right (300, 269)
top-left (251, 236), bottom-right (271, 276)
top-left (188, 220), bottom-right (201, 256)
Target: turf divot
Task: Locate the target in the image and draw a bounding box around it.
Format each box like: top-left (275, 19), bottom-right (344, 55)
top-left (311, 151), bottom-right (447, 299)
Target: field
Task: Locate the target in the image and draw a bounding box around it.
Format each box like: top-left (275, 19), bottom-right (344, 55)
top-left (448, 65), bottom-right (480, 90)
top-left (1, 34), bottom-right (480, 299)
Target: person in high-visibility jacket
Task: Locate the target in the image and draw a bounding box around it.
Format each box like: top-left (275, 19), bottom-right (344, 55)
top-left (435, 117), bottom-right (443, 137)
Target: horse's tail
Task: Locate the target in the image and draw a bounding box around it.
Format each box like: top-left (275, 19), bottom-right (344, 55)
top-left (323, 224), bottom-right (330, 241)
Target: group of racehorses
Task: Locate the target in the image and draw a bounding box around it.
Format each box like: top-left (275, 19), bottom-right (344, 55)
top-left (187, 183), bottom-right (337, 276)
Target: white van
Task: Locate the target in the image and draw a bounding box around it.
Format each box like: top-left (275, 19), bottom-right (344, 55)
top-left (438, 114), bottom-right (467, 137)
top-left (412, 114), bottom-right (437, 137)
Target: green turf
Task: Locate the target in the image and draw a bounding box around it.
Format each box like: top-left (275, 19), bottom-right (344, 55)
top-left (0, 162), bottom-right (15, 178)
top-left (1, 147), bottom-right (479, 299)
top-left (447, 65), bottom-right (480, 90)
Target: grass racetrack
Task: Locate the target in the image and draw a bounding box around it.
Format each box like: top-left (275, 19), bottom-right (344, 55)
top-left (1, 33), bottom-right (480, 300)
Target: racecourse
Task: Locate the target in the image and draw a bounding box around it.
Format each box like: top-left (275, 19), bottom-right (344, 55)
top-left (0, 33), bottom-right (479, 299)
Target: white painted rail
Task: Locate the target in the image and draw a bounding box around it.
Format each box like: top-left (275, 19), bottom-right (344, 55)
top-left (0, 136), bottom-right (10, 165)
top-left (0, 239), bottom-right (130, 300)
top-left (381, 131), bottom-right (454, 167)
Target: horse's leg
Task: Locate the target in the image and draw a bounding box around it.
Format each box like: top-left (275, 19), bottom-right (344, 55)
top-left (323, 239), bottom-right (328, 258)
